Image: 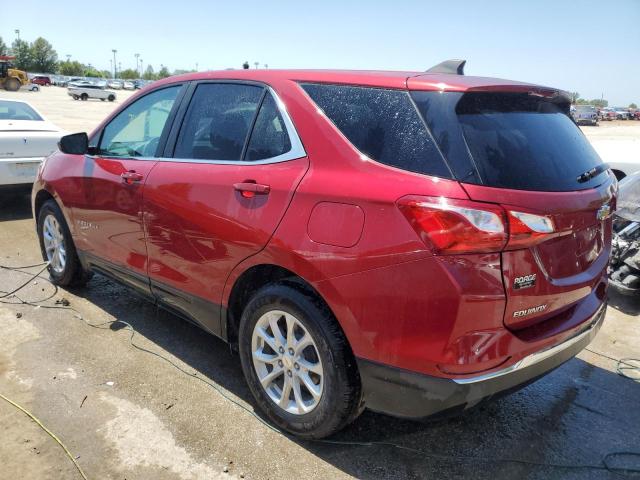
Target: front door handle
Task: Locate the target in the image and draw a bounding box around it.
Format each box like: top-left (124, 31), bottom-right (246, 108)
top-left (233, 181), bottom-right (271, 198)
top-left (121, 171), bottom-right (144, 184)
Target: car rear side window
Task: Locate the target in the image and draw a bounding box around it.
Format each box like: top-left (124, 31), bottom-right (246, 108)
top-left (412, 91), bottom-right (606, 191)
top-left (245, 92), bottom-right (292, 161)
top-left (174, 83), bottom-right (263, 161)
top-left (301, 83), bottom-right (452, 178)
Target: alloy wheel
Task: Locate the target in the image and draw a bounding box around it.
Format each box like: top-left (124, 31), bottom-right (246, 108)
top-left (251, 310), bottom-right (324, 415)
top-left (42, 214), bottom-right (66, 273)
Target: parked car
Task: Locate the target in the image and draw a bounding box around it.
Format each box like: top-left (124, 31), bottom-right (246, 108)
top-left (614, 107), bottom-right (630, 120)
top-left (68, 84), bottom-right (116, 102)
top-left (632, 110), bottom-right (640, 120)
top-left (31, 75), bottom-right (52, 86)
top-left (123, 81), bottom-right (135, 90)
top-left (33, 63), bottom-right (613, 438)
top-left (572, 105), bottom-right (598, 125)
top-left (133, 79), bottom-right (148, 89)
top-left (21, 83), bottom-right (40, 92)
top-left (599, 108), bottom-right (616, 121)
top-left (0, 99), bottom-right (65, 187)
top-left (107, 80), bottom-right (123, 90)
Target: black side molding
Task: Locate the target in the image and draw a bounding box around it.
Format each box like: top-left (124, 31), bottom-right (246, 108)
top-left (426, 59), bottom-right (466, 75)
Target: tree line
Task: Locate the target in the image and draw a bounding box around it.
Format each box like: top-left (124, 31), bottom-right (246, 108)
top-left (0, 34), bottom-right (182, 80)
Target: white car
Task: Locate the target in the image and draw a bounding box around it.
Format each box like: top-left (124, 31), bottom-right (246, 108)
top-left (123, 81), bottom-right (135, 90)
top-left (68, 84), bottom-right (117, 102)
top-left (0, 99), bottom-right (65, 187)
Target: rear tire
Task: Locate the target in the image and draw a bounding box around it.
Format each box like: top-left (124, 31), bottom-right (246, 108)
top-left (108, 95), bottom-right (115, 102)
top-left (80, 93), bottom-right (88, 101)
top-left (72, 95), bottom-right (79, 100)
top-left (238, 283), bottom-right (362, 439)
top-left (36, 200), bottom-right (92, 287)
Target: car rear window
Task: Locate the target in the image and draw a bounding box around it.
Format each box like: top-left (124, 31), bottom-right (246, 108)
top-left (0, 100), bottom-right (42, 121)
top-left (301, 83), bottom-right (452, 178)
top-left (412, 91), bottom-right (606, 192)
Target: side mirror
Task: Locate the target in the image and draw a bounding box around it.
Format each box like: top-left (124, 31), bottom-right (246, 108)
top-left (59, 132), bottom-right (89, 155)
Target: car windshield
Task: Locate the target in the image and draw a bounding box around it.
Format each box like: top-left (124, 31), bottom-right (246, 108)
top-left (0, 100), bottom-right (43, 121)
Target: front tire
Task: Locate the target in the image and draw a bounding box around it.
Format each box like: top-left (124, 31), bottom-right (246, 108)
top-left (239, 284), bottom-right (362, 439)
top-left (108, 95), bottom-right (115, 102)
top-left (80, 93), bottom-right (88, 101)
top-left (37, 200), bottom-right (91, 287)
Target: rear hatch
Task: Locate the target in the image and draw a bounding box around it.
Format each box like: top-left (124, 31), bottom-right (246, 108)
top-left (410, 85), bottom-right (615, 331)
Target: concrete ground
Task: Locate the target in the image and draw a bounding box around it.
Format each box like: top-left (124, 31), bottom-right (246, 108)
top-left (0, 88), bottom-right (639, 479)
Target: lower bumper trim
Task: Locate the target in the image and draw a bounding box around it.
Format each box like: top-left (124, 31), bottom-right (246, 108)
top-left (357, 303), bottom-right (606, 419)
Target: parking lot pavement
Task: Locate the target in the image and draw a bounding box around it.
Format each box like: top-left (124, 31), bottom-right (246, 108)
top-left (580, 121), bottom-right (640, 173)
top-left (0, 190), bottom-right (639, 480)
top-left (2, 86), bottom-right (137, 132)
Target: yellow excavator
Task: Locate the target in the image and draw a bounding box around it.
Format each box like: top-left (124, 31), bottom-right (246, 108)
top-left (0, 56), bottom-right (29, 91)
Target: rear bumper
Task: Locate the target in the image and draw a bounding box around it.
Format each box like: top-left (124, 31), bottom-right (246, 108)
top-left (358, 302), bottom-right (606, 419)
top-left (0, 157), bottom-right (43, 185)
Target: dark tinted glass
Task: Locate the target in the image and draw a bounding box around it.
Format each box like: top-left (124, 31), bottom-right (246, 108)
top-left (301, 83), bottom-right (451, 178)
top-left (412, 91), bottom-right (606, 191)
top-left (0, 100), bottom-right (42, 121)
top-left (174, 83), bottom-right (263, 160)
top-left (245, 93), bottom-right (291, 161)
top-left (455, 93), bottom-right (604, 191)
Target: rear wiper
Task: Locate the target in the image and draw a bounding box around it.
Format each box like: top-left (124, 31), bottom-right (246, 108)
top-left (577, 163), bottom-right (609, 183)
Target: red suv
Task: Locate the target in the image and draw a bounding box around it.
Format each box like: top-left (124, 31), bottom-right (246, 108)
top-left (31, 75), bottom-right (51, 86)
top-left (32, 61), bottom-right (614, 438)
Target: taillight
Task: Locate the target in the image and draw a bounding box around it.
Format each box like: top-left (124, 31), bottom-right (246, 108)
top-left (398, 196), bottom-right (556, 254)
top-left (397, 196), bottom-right (507, 254)
top-left (506, 211), bottom-right (555, 249)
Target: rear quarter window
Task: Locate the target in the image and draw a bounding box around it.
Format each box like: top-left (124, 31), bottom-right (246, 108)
top-left (301, 83), bottom-right (452, 179)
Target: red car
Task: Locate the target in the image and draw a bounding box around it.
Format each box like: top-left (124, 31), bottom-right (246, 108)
top-left (31, 75), bottom-right (51, 86)
top-left (32, 60), bottom-right (614, 438)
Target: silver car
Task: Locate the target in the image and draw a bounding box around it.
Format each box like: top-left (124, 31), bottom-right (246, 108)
top-left (572, 105), bottom-right (598, 126)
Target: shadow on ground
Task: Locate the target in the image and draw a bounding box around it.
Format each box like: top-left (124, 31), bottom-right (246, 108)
top-left (0, 189), bottom-right (33, 221)
top-left (75, 273), bottom-right (640, 480)
top-left (608, 287), bottom-right (640, 315)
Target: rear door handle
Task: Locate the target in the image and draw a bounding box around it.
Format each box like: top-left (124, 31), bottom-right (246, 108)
top-left (121, 171), bottom-right (144, 184)
top-left (233, 182), bottom-right (271, 198)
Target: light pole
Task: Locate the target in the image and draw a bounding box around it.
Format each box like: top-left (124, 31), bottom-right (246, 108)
top-left (109, 59), bottom-right (113, 77)
top-left (140, 59), bottom-right (143, 77)
top-left (112, 49), bottom-right (117, 78)
top-left (14, 29), bottom-right (20, 41)
top-left (135, 53), bottom-right (140, 76)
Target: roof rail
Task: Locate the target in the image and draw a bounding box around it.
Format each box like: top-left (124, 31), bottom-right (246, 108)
top-left (426, 59), bottom-right (466, 75)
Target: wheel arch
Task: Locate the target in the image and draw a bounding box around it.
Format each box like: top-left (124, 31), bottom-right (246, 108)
top-left (224, 263), bottom-right (345, 349)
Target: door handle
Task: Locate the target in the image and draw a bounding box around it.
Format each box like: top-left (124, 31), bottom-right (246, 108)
top-left (121, 171), bottom-right (144, 184)
top-left (233, 181), bottom-right (271, 198)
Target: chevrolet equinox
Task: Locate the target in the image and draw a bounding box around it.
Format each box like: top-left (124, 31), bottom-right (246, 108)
top-left (32, 60), bottom-right (614, 438)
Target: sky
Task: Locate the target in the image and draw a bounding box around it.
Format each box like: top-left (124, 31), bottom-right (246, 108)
top-left (1, 0), bottom-right (639, 106)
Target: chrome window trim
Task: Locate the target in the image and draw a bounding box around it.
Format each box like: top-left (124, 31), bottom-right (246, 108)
top-left (163, 85), bottom-right (306, 166)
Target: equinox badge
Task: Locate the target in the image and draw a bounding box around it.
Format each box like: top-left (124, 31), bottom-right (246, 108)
top-left (513, 305), bottom-right (547, 318)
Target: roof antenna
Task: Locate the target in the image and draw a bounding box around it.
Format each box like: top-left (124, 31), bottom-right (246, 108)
top-left (426, 59), bottom-right (466, 75)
